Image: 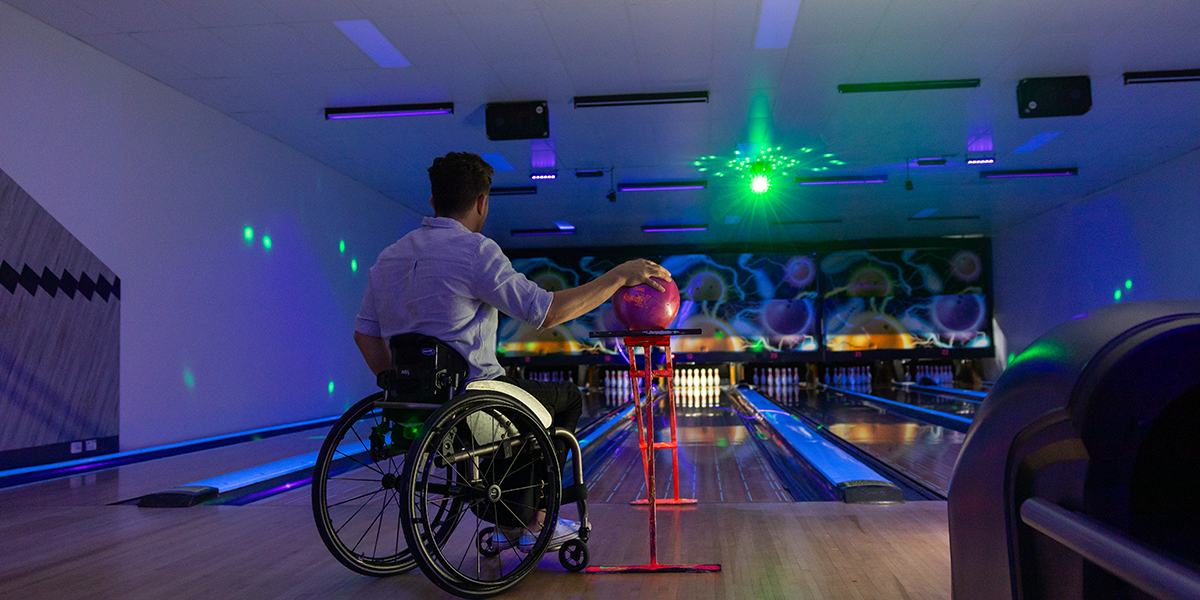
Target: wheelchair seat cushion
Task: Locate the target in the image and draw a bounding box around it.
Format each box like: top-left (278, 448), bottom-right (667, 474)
top-left (463, 380), bottom-right (553, 445)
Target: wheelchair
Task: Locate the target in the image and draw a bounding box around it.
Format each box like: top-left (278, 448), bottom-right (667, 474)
top-left (311, 333), bottom-right (592, 599)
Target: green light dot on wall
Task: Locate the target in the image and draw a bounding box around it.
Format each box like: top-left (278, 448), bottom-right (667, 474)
top-left (351, 258), bottom-right (358, 273)
top-left (263, 235), bottom-right (272, 250)
top-left (1114, 289), bottom-right (1122, 302)
top-left (1125, 279), bottom-right (1132, 290)
top-left (183, 368), bottom-right (195, 391)
top-left (328, 381), bottom-right (335, 395)
top-left (243, 227), bottom-right (254, 244)
top-left (339, 240), bottom-right (346, 254)
top-left (1007, 353), bottom-right (1016, 364)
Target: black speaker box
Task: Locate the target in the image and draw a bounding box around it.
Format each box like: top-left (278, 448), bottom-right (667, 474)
top-left (1017, 76), bottom-right (1092, 118)
top-left (485, 101), bottom-right (549, 140)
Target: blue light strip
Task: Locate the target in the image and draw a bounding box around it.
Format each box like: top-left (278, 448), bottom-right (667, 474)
top-left (826, 386), bottom-right (974, 424)
top-left (0, 414), bottom-right (341, 482)
top-left (738, 386), bottom-right (890, 486)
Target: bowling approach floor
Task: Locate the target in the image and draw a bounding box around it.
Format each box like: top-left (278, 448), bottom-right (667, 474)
top-left (0, 385), bottom-right (955, 600)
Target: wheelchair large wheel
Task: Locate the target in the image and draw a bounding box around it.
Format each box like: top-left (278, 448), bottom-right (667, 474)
top-left (312, 392), bottom-right (457, 577)
top-left (401, 391), bottom-right (563, 599)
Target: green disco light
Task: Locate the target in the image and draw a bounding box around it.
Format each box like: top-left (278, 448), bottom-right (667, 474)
top-left (243, 227), bottom-right (253, 244)
top-left (750, 174), bottom-right (771, 194)
top-left (693, 144), bottom-right (837, 196)
top-left (1114, 289), bottom-right (1122, 302)
top-left (1125, 279), bottom-right (1132, 290)
top-left (351, 258), bottom-right (358, 273)
top-left (339, 240), bottom-right (346, 254)
top-left (183, 368), bottom-right (195, 391)
top-left (263, 235), bottom-right (272, 250)
top-left (328, 380), bottom-right (335, 395)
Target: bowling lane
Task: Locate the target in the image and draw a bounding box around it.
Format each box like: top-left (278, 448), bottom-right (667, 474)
top-left (584, 385), bottom-right (793, 504)
top-left (761, 384), bottom-right (967, 497)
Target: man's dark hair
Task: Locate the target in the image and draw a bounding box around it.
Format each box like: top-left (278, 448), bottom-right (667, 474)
top-left (428, 152), bottom-right (494, 217)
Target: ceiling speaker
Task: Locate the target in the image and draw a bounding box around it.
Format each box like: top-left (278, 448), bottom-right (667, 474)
top-left (1017, 76), bottom-right (1092, 118)
top-left (485, 101), bottom-right (549, 140)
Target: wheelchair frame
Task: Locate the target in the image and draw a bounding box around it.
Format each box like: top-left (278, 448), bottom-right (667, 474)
top-left (311, 335), bottom-right (591, 599)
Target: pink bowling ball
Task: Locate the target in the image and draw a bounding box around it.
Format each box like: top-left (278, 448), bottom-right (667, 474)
top-left (612, 277), bottom-right (680, 330)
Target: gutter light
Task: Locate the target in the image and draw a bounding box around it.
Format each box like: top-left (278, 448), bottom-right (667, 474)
top-left (325, 102), bottom-right (453, 119)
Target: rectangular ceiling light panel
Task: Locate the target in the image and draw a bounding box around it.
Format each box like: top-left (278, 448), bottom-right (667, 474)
top-left (335, 20), bottom-right (411, 68)
top-left (479, 153), bottom-right (515, 172)
top-left (574, 91), bottom-right (708, 107)
top-left (755, 0), bottom-right (804, 49)
top-left (1012, 131), bottom-right (1062, 153)
top-left (838, 79), bottom-right (981, 93)
top-left (325, 103), bottom-right (453, 119)
top-left (618, 180), bottom-right (707, 192)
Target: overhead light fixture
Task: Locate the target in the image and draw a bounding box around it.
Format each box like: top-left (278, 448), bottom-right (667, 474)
top-left (943, 234), bottom-right (987, 239)
top-left (530, 171), bottom-right (557, 180)
top-left (796, 175), bottom-right (887, 185)
top-left (574, 91), bottom-right (708, 108)
top-left (966, 157), bottom-right (996, 165)
top-left (980, 168), bottom-right (1077, 179)
top-left (618, 180), bottom-right (707, 192)
top-left (511, 228), bottom-right (575, 236)
top-left (643, 224), bottom-right (708, 233)
top-left (916, 158), bottom-right (948, 166)
top-left (325, 102), bottom-right (453, 120)
top-left (838, 79), bottom-right (980, 93)
top-left (553, 221), bottom-right (575, 231)
top-left (489, 186), bottom-right (537, 196)
top-left (772, 219), bottom-right (843, 225)
top-left (1123, 69), bottom-right (1200, 85)
top-left (575, 169), bottom-right (605, 178)
top-left (909, 215), bottom-right (981, 221)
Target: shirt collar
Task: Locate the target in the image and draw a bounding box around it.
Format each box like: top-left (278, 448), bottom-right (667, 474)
top-left (422, 216), bottom-right (469, 231)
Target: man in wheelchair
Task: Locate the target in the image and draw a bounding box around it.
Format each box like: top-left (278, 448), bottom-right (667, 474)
top-left (351, 151), bottom-right (671, 554)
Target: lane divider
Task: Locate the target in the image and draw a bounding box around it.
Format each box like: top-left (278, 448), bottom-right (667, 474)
top-left (735, 385), bottom-right (903, 504)
top-left (825, 385), bottom-right (973, 431)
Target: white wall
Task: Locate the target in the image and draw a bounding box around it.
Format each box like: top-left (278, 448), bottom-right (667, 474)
top-left (0, 2), bottom-right (420, 449)
top-left (993, 146), bottom-right (1200, 357)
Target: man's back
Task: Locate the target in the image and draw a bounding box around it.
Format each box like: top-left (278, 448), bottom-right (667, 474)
top-left (355, 216), bottom-right (552, 382)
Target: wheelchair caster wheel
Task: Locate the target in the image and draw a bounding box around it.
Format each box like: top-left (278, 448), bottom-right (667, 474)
top-left (559, 539), bottom-right (588, 572)
top-left (478, 527), bottom-right (500, 558)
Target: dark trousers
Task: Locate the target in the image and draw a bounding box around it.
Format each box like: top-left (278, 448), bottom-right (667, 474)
top-left (495, 375), bottom-right (582, 470)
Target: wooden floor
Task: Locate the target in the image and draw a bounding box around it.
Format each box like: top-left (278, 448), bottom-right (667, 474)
top-left (0, 501), bottom-right (951, 599)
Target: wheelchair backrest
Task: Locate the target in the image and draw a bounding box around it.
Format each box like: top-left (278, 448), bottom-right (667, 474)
top-left (378, 333), bottom-right (469, 404)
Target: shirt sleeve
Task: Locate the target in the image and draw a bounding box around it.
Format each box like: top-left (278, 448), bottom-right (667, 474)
top-left (472, 238), bottom-right (554, 328)
top-left (354, 280), bottom-right (382, 337)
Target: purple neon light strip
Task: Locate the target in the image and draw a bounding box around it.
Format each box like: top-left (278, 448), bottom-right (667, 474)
top-left (642, 225), bottom-right (708, 233)
top-left (619, 185), bottom-right (706, 191)
top-left (796, 177), bottom-right (887, 185)
top-left (326, 108), bottom-right (452, 119)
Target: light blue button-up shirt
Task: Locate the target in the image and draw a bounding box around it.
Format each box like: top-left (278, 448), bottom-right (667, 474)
top-left (355, 217), bottom-right (553, 381)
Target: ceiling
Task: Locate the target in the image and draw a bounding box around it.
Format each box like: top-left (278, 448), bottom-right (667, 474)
top-left (9, 0), bottom-right (1200, 248)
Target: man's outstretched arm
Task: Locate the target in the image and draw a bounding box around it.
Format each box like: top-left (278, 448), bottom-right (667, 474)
top-left (354, 331), bottom-right (391, 375)
top-left (541, 258), bottom-right (671, 329)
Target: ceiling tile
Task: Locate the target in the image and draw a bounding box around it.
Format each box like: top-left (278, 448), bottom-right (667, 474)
top-left (80, 33), bottom-right (199, 81)
top-left (456, 10), bottom-right (561, 60)
top-left (711, 0), bottom-right (761, 52)
top-left (637, 53), bottom-right (712, 90)
top-left (351, 0), bottom-right (450, 18)
top-left (4, 0), bottom-right (120, 35)
top-left (160, 0), bottom-right (282, 27)
top-left (256, 0), bottom-right (366, 22)
top-left (132, 28), bottom-right (263, 78)
top-left (210, 24), bottom-right (342, 74)
top-left (627, 1), bottom-right (714, 57)
top-left (287, 21), bottom-right (383, 71)
top-left (541, 5), bottom-right (637, 59)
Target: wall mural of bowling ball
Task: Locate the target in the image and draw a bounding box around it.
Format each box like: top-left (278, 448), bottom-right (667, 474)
top-left (824, 295), bottom-right (991, 351)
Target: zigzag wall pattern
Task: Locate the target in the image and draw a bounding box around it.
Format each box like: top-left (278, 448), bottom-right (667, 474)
top-left (0, 260), bottom-right (121, 301)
